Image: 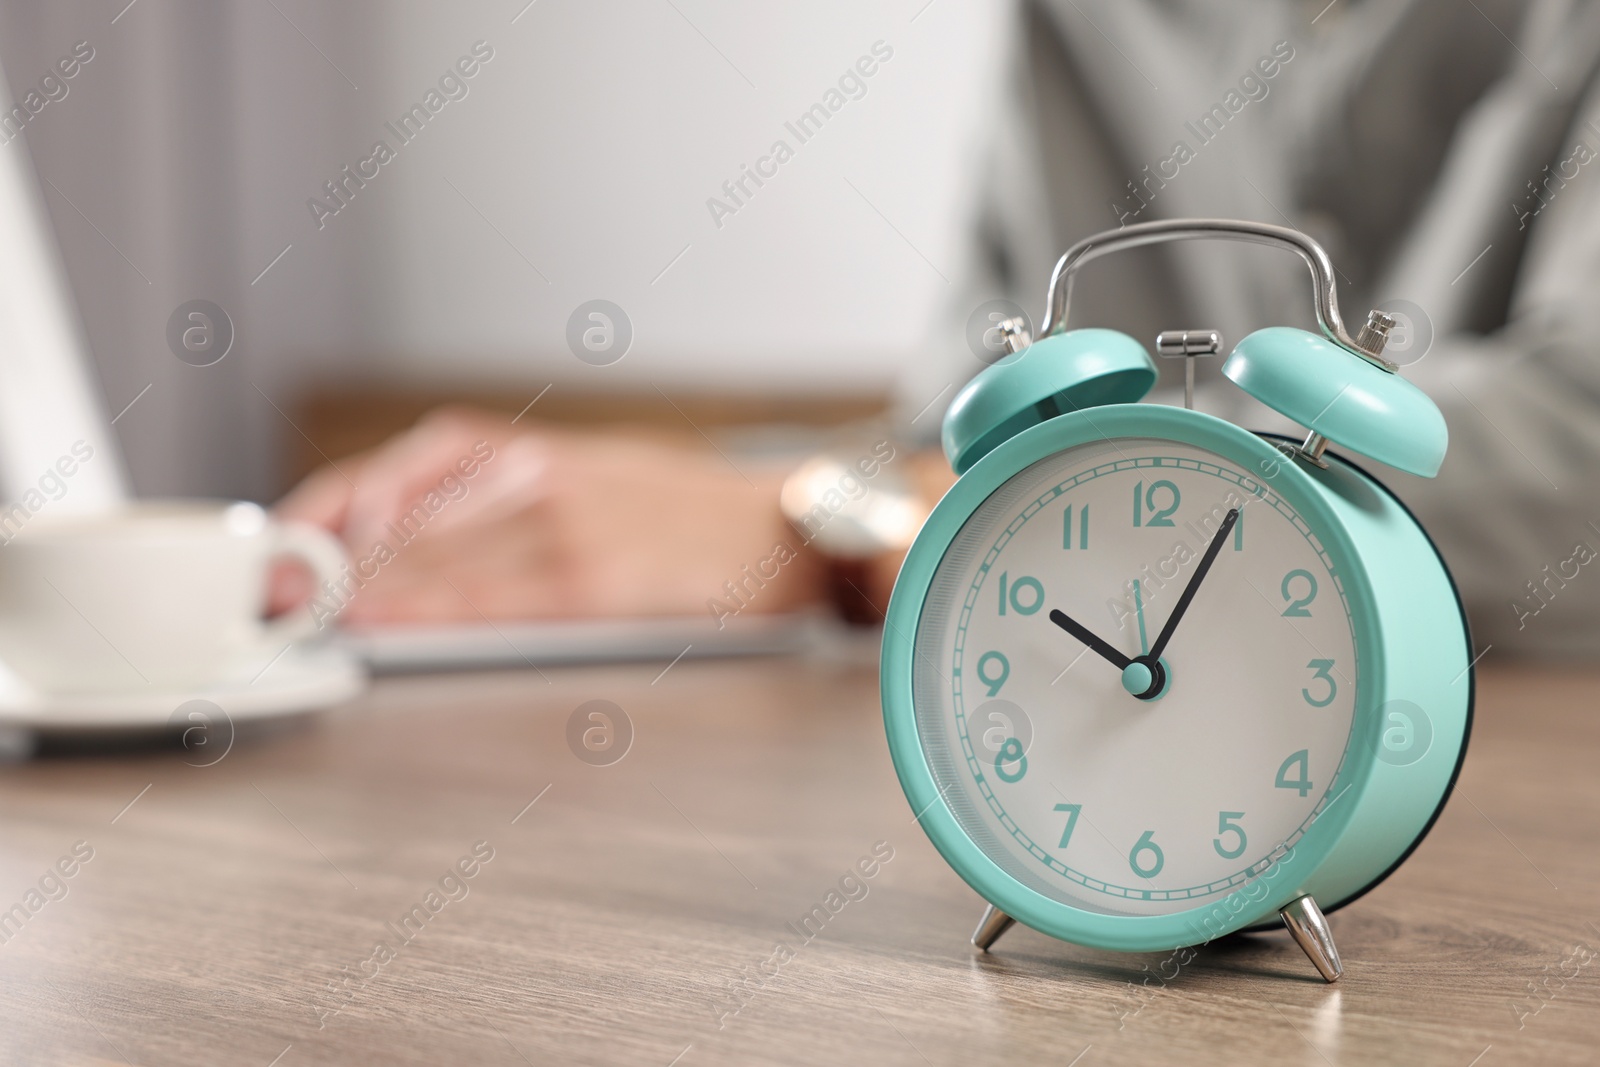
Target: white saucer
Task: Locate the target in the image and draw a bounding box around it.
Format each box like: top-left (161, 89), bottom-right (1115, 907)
top-left (0, 641), bottom-right (367, 730)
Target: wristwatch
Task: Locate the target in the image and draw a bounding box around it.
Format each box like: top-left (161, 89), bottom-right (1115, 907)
top-left (779, 444), bottom-right (926, 624)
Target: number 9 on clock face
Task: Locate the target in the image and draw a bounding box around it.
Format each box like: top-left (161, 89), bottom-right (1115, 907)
top-left (910, 437), bottom-right (1356, 918)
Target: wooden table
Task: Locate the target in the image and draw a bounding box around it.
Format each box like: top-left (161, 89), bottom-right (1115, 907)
top-left (0, 660), bottom-right (1595, 1065)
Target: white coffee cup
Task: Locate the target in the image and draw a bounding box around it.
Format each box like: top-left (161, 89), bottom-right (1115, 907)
top-left (0, 500), bottom-right (347, 695)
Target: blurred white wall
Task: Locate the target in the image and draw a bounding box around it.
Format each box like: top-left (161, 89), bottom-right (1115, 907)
top-left (0, 0), bottom-right (1011, 498)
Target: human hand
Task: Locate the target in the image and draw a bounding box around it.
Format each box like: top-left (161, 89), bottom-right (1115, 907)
top-left (270, 407), bottom-right (825, 625)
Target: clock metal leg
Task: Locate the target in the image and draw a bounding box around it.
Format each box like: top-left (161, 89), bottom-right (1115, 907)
top-left (1280, 894), bottom-right (1342, 983)
top-left (971, 903), bottom-right (1016, 951)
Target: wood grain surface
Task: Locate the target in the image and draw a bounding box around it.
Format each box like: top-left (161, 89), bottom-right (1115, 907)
top-left (0, 660), bottom-right (1595, 1066)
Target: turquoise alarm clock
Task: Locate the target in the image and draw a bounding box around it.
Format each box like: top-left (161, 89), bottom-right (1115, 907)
top-left (881, 219), bottom-right (1472, 982)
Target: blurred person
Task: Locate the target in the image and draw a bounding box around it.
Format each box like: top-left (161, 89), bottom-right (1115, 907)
top-left (277, 0), bottom-right (1600, 657)
top-left (275, 409), bottom-right (831, 624)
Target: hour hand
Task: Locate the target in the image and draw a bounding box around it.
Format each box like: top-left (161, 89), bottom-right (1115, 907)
top-left (1048, 609), bottom-right (1131, 671)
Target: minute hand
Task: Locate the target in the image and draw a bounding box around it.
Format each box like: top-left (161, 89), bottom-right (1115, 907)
top-left (1147, 507), bottom-right (1240, 661)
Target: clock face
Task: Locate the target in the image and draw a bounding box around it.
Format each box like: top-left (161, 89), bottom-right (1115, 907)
top-left (911, 437), bottom-right (1360, 918)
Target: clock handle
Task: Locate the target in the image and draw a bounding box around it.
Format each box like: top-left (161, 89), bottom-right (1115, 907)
top-left (1038, 218), bottom-right (1397, 371)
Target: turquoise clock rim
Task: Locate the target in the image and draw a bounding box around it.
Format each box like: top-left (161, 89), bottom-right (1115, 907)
top-left (1236, 433), bottom-right (1477, 930)
top-left (881, 404), bottom-right (1386, 952)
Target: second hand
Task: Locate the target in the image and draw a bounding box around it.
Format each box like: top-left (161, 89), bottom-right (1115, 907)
top-left (1133, 578), bottom-right (1149, 657)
